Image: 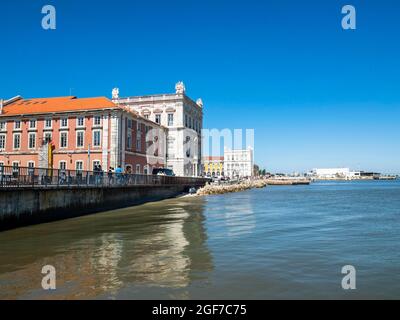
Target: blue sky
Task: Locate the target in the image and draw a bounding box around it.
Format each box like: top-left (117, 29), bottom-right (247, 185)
top-left (0, 0), bottom-right (399, 173)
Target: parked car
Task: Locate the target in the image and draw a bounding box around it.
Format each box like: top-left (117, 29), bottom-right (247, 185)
top-left (152, 168), bottom-right (175, 176)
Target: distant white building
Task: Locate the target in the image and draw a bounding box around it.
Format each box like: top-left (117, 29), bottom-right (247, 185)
top-left (313, 168), bottom-right (350, 179)
top-left (224, 147), bottom-right (254, 178)
top-left (310, 168), bottom-right (381, 180)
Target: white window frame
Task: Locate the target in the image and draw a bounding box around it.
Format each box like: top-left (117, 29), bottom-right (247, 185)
top-left (60, 131), bottom-right (68, 149)
top-left (155, 114), bottom-right (161, 125)
top-left (76, 130), bottom-right (85, 148)
top-left (0, 121), bottom-right (6, 131)
top-left (92, 160), bottom-right (101, 171)
top-left (29, 119), bottom-right (37, 129)
top-left (44, 118), bottom-right (52, 129)
top-left (94, 115), bottom-right (102, 126)
top-left (136, 164), bottom-right (141, 174)
top-left (76, 116), bottom-right (85, 128)
top-left (136, 134), bottom-right (141, 152)
top-left (27, 161), bottom-right (35, 168)
top-left (127, 131), bottom-right (132, 149)
top-left (14, 120), bottom-right (21, 130)
top-left (28, 133), bottom-right (36, 149)
top-left (168, 113), bottom-right (174, 126)
top-left (13, 133), bottom-right (21, 150)
top-left (75, 161), bottom-right (84, 172)
top-left (44, 132), bottom-right (52, 144)
top-left (60, 117), bottom-right (69, 128)
top-left (59, 161), bottom-right (67, 170)
top-left (0, 134), bottom-right (6, 150)
top-left (93, 130), bottom-right (101, 147)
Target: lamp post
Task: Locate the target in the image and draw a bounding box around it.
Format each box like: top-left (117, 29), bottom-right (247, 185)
top-left (86, 143), bottom-right (91, 185)
top-left (87, 143), bottom-right (91, 171)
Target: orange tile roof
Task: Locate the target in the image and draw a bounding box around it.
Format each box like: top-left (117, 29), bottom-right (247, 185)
top-left (1, 96), bottom-right (118, 116)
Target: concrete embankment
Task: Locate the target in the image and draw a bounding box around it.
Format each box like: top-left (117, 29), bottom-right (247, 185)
top-left (196, 180), bottom-right (267, 196)
top-left (0, 183), bottom-right (205, 231)
top-left (266, 178), bottom-right (311, 185)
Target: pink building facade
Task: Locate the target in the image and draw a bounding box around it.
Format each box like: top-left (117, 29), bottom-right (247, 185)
top-left (0, 96), bottom-right (166, 174)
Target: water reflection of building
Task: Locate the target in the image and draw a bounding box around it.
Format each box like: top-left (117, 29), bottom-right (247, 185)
top-left (224, 196), bottom-right (256, 238)
top-left (0, 198), bottom-right (212, 299)
top-left (124, 207), bottom-right (192, 287)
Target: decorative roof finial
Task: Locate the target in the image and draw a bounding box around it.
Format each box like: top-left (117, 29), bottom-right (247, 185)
top-left (175, 81), bottom-right (186, 94)
top-left (112, 88), bottom-right (119, 100)
top-left (196, 98), bottom-right (203, 108)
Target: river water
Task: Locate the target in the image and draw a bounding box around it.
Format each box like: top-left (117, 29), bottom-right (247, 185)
top-left (0, 180), bottom-right (399, 299)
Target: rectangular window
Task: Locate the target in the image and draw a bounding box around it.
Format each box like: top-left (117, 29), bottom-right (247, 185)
top-left (127, 132), bottom-right (132, 149)
top-left (144, 114), bottom-right (149, 120)
top-left (136, 164), bottom-right (141, 174)
top-left (136, 134), bottom-right (141, 151)
top-left (168, 114), bottom-right (174, 126)
top-left (93, 130), bottom-right (101, 147)
top-left (94, 116), bottom-right (102, 126)
top-left (77, 117), bottom-right (84, 127)
top-left (13, 133), bottom-right (21, 149)
top-left (76, 131), bottom-right (84, 148)
top-left (59, 161), bottom-right (67, 170)
top-left (28, 161), bottom-right (35, 168)
top-left (155, 114), bottom-right (161, 125)
top-left (137, 121), bottom-right (141, 132)
top-left (76, 161), bottom-right (83, 171)
top-left (185, 115), bottom-right (188, 127)
top-left (0, 134), bottom-right (5, 150)
top-left (28, 133), bottom-right (36, 149)
top-left (29, 120), bottom-right (36, 129)
top-left (14, 120), bottom-right (21, 130)
top-left (60, 118), bottom-right (68, 128)
top-left (45, 118), bottom-right (52, 128)
top-left (93, 160), bottom-right (101, 171)
top-left (60, 132), bottom-right (68, 148)
top-left (0, 121), bottom-right (6, 131)
top-left (44, 132), bottom-right (52, 144)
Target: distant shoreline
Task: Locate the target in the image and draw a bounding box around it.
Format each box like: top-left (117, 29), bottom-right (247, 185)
top-left (312, 178), bottom-right (398, 182)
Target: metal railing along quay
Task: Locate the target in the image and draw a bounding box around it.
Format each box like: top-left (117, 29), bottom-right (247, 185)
top-left (0, 166), bottom-right (209, 189)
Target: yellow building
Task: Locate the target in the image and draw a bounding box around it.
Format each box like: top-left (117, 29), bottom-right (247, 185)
top-left (203, 156), bottom-right (224, 177)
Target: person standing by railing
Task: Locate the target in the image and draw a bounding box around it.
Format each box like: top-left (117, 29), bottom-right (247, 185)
top-left (59, 169), bottom-right (67, 185)
top-left (108, 167), bottom-right (114, 186)
top-left (115, 165), bottom-right (123, 185)
top-left (28, 166), bottom-right (35, 185)
top-left (97, 164), bottom-right (104, 185)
